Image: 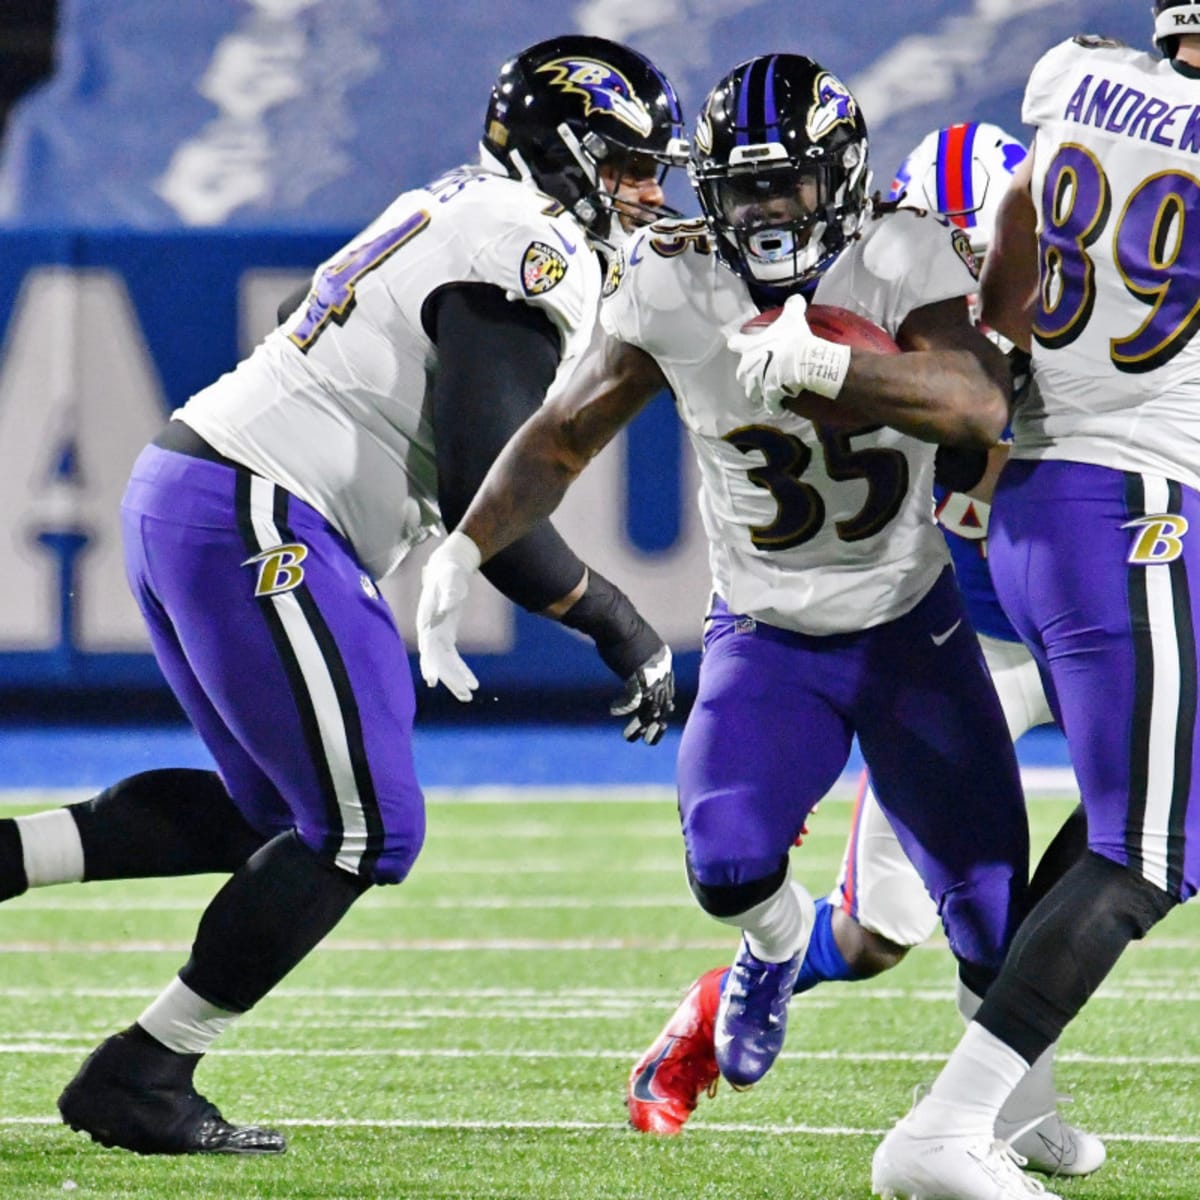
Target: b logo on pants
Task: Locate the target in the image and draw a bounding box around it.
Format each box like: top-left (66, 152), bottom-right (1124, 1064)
top-left (1123, 515), bottom-right (1189, 565)
top-left (243, 542), bottom-right (309, 596)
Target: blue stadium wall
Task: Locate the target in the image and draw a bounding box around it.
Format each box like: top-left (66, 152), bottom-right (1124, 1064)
top-left (0, 0), bottom-right (1151, 711)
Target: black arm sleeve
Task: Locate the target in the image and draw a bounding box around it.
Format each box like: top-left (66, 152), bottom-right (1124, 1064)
top-left (1007, 345), bottom-right (1033, 406)
top-left (558, 568), bottom-right (665, 680)
top-left (428, 283), bottom-right (587, 613)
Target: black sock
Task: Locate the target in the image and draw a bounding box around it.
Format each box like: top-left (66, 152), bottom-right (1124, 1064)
top-left (180, 830), bottom-right (371, 1013)
top-left (0, 820), bottom-right (28, 901)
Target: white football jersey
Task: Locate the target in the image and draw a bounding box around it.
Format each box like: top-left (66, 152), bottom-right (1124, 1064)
top-left (601, 209), bottom-right (979, 635)
top-left (175, 162), bottom-right (602, 580)
top-left (1013, 37), bottom-right (1200, 488)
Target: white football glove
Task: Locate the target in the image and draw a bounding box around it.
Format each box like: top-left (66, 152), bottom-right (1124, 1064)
top-left (725, 293), bottom-right (852, 417)
top-left (416, 531), bottom-right (481, 702)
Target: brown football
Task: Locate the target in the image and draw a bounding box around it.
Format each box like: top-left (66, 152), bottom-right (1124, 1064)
top-left (741, 303), bottom-right (901, 355)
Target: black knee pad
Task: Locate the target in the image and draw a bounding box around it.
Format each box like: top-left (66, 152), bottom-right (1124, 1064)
top-left (686, 856), bottom-right (788, 918)
top-left (0, 819), bottom-right (27, 900)
top-left (977, 850), bottom-right (1176, 1062)
top-left (69, 769), bottom-right (267, 879)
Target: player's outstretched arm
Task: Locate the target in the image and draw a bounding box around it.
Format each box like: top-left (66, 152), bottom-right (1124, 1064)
top-left (421, 317), bottom-right (674, 737)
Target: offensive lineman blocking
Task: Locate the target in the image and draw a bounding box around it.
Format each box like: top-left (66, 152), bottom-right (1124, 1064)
top-left (0, 36), bottom-right (683, 1155)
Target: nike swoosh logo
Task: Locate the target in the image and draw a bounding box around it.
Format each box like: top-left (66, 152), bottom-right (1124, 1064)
top-left (551, 225), bottom-right (576, 256)
top-left (760, 349), bottom-right (776, 406)
top-left (714, 1030), bottom-right (734, 1053)
top-left (930, 619), bottom-right (962, 647)
top-left (755, 349), bottom-right (800, 402)
top-left (1036, 1129), bottom-right (1073, 1167)
top-left (630, 1039), bottom-right (675, 1103)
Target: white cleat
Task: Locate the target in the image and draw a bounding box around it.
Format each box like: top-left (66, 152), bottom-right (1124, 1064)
top-left (1001, 1109), bottom-right (1107, 1178)
top-left (872, 1122), bottom-right (1064, 1200)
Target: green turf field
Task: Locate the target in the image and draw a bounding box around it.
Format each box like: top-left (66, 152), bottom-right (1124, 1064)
top-left (1, 789), bottom-right (1196, 1199)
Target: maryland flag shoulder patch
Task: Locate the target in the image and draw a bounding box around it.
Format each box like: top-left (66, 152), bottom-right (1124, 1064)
top-left (950, 228), bottom-right (980, 280)
top-left (602, 247), bottom-right (626, 299)
top-left (522, 241), bottom-right (568, 296)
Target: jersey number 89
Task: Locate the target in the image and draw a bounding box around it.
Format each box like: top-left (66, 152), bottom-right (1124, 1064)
top-left (1034, 142), bottom-right (1200, 373)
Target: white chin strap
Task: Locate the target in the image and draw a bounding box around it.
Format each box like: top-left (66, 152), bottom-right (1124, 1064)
top-left (552, 121), bottom-right (607, 233)
top-left (508, 141), bottom-right (606, 236)
top-left (507, 147), bottom-right (537, 189)
top-left (555, 121), bottom-right (600, 187)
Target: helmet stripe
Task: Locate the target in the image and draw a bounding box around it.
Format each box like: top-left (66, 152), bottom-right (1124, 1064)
top-left (734, 55), bottom-right (781, 145)
top-left (651, 64), bottom-right (684, 123)
top-left (937, 122), bottom-right (977, 229)
top-left (734, 60), bottom-right (753, 145)
top-left (762, 55), bottom-right (780, 140)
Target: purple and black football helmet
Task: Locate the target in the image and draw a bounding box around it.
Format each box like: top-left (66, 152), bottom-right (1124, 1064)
top-left (483, 35), bottom-right (687, 238)
top-left (689, 54), bottom-right (872, 290)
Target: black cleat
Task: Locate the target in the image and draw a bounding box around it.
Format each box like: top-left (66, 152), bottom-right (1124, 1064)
top-left (58, 1025), bottom-right (286, 1156)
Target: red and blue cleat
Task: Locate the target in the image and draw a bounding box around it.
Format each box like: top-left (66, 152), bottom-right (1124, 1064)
top-left (626, 966), bottom-right (725, 1135)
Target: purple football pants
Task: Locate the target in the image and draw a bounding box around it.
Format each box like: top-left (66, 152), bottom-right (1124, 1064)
top-left (991, 459), bottom-right (1200, 900)
top-left (120, 444), bottom-right (425, 884)
top-left (677, 567), bottom-right (1030, 976)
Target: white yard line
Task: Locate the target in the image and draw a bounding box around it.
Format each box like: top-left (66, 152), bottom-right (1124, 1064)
top-left (0, 771), bottom-right (1080, 809)
top-left (1, 1043), bottom-right (1197, 1068)
top-left (1, 895), bottom-right (705, 911)
top-left (0, 1113), bottom-right (1195, 1144)
top-left (0, 935), bottom-right (1193, 953)
top-left (0, 937), bottom-right (738, 952)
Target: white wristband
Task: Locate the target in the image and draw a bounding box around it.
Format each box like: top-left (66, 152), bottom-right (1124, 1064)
top-left (803, 339), bottom-right (852, 400)
top-left (438, 529), bottom-right (482, 572)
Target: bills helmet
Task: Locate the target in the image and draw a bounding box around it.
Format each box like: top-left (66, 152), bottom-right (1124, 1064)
top-left (482, 35), bottom-right (687, 239)
top-left (689, 54), bottom-right (872, 290)
top-left (1154, 0), bottom-right (1200, 56)
top-left (889, 122), bottom-right (1028, 255)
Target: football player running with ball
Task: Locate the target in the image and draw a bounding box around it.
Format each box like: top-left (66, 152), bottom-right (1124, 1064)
top-left (620, 121), bottom-right (1103, 1182)
top-left (418, 55), bottom-right (1068, 1197)
top-left (0, 35), bottom-right (683, 1156)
